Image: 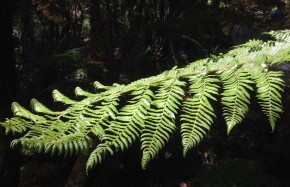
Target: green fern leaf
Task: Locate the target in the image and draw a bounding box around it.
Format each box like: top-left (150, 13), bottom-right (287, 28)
top-left (11, 88), bottom-right (121, 156)
top-left (181, 75), bottom-right (219, 157)
top-left (1, 29), bottom-right (289, 172)
top-left (252, 70), bottom-right (284, 131)
top-left (86, 87), bottom-right (153, 171)
top-left (52, 90), bottom-right (77, 104)
top-left (220, 66), bottom-right (254, 134)
top-left (0, 117), bottom-right (32, 134)
top-left (141, 77), bottom-right (185, 169)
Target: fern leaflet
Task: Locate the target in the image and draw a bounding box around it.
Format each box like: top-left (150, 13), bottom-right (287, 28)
top-left (181, 75), bottom-right (219, 156)
top-left (86, 87), bottom-right (153, 171)
top-left (220, 66), bottom-right (254, 134)
top-left (141, 76), bottom-right (185, 169)
top-left (252, 70), bottom-right (284, 131)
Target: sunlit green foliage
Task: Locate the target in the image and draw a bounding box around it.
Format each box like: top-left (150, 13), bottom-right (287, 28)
top-left (1, 30), bottom-right (289, 172)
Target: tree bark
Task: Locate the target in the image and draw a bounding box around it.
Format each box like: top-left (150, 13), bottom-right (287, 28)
top-left (64, 155), bottom-right (88, 187)
top-left (21, 0), bottom-right (35, 68)
top-left (107, 0), bottom-right (145, 83)
top-left (90, 0), bottom-right (104, 61)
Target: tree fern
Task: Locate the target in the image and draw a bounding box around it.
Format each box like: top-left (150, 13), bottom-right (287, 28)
top-left (1, 30), bottom-right (289, 171)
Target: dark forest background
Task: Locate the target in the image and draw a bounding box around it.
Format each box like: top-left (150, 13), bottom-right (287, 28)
top-left (1, 0), bottom-right (290, 186)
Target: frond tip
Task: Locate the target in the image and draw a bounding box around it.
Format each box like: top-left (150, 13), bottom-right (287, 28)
top-left (1, 29), bottom-right (289, 171)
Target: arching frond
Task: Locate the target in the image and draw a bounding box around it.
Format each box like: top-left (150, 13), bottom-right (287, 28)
top-left (0, 29), bottom-right (289, 171)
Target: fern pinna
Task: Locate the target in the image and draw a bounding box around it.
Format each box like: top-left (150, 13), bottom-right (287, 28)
top-left (1, 30), bottom-right (290, 172)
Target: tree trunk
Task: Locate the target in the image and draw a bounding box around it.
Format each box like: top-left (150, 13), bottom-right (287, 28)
top-left (107, 0), bottom-right (145, 83)
top-left (0, 0), bottom-right (21, 186)
top-left (64, 155), bottom-right (88, 187)
top-left (21, 0), bottom-right (35, 63)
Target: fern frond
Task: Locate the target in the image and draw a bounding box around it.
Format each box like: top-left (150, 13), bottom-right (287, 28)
top-left (1, 117), bottom-right (32, 134)
top-left (11, 87), bottom-right (121, 156)
top-left (86, 87), bottom-right (153, 171)
top-left (1, 29), bottom-right (290, 171)
top-left (141, 76), bottom-right (185, 169)
top-left (181, 75), bottom-right (219, 157)
top-left (0, 102), bottom-right (47, 134)
top-left (251, 70), bottom-right (284, 131)
top-left (220, 66), bottom-right (254, 134)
